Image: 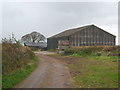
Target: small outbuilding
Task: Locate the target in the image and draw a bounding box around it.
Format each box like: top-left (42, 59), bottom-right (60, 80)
top-left (47, 24), bottom-right (116, 50)
top-left (24, 42), bottom-right (47, 50)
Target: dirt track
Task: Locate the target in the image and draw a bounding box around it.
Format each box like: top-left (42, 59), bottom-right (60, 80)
top-left (14, 51), bottom-right (74, 88)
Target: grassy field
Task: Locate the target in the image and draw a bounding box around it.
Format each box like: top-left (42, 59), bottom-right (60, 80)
top-left (63, 46), bottom-right (119, 88)
top-left (66, 56), bottom-right (118, 88)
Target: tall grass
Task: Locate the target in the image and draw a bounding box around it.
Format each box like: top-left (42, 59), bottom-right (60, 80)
top-left (2, 56), bottom-right (38, 88)
top-left (2, 43), bottom-right (35, 75)
top-left (2, 42), bottom-right (39, 88)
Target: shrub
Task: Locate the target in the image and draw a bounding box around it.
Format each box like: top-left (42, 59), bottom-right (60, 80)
top-left (64, 49), bottom-right (76, 55)
top-left (65, 46), bottom-right (120, 57)
top-left (95, 52), bottom-right (102, 56)
top-left (29, 47), bottom-right (39, 51)
top-left (2, 42), bottom-right (35, 75)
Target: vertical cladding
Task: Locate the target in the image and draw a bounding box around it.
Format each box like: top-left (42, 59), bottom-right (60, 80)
top-left (106, 33), bottom-right (108, 45)
top-left (104, 32), bottom-right (106, 45)
top-left (73, 34), bottom-right (75, 46)
top-left (78, 25), bottom-right (116, 46)
top-left (69, 35), bottom-right (72, 46)
top-left (84, 30), bottom-right (86, 46)
top-left (72, 34), bottom-right (74, 46)
top-left (113, 36), bottom-right (115, 45)
top-left (88, 28), bottom-right (91, 45)
top-left (92, 28), bottom-right (95, 45)
top-left (80, 30), bottom-right (83, 46)
top-left (75, 33), bottom-right (76, 46)
top-left (94, 28), bottom-right (97, 46)
top-left (74, 34), bottom-right (76, 46)
top-left (77, 32), bottom-right (79, 46)
top-left (93, 26), bottom-right (116, 46)
top-left (96, 29), bottom-right (99, 45)
top-left (111, 36), bottom-right (113, 45)
top-left (71, 35), bottom-right (73, 46)
top-left (76, 33), bottom-right (79, 46)
top-left (82, 30), bottom-right (85, 46)
top-left (77, 34), bottom-right (79, 46)
top-left (47, 25), bottom-right (116, 50)
top-left (75, 33), bottom-right (78, 46)
top-left (89, 27), bottom-right (92, 45)
top-left (85, 29), bottom-right (87, 46)
top-left (91, 27), bottom-right (94, 45)
top-left (79, 32), bottom-right (81, 46)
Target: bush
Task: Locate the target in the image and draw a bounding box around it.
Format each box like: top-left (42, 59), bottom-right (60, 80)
top-left (64, 49), bottom-right (76, 55)
top-left (2, 42), bottom-right (35, 75)
top-left (2, 56), bottom-right (38, 88)
top-left (29, 47), bottom-right (39, 51)
top-left (65, 46), bottom-right (120, 57)
top-left (95, 52), bottom-right (102, 56)
top-left (77, 48), bottom-right (93, 56)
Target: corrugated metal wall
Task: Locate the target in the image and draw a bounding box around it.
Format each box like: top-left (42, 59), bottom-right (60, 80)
top-left (47, 26), bottom-right (116, 50)
top-left (70, 26), bottom-right (115, 46)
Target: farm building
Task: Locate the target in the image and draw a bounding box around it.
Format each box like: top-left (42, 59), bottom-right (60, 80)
top-left (24, 42), bottom-right (47, 50)
top-left (47, 25), bottom-right (116, 50)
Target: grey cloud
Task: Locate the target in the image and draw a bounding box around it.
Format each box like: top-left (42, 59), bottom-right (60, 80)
top-left (2, 2), bottom-right (118, 44)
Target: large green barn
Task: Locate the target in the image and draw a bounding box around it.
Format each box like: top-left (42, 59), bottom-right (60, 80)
top-left (47, 25), bottom-right (116, 50)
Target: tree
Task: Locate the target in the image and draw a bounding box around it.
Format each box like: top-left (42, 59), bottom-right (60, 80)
top-left (21, 31), bottom-right (46, 43)
top-left (2, 33), bottom-right (17, 44)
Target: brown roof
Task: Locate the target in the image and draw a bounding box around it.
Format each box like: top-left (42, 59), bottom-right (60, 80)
top-left (48, 24), bottom-right (116, 38)
top-left (49, 25), bottom-right (91, 38)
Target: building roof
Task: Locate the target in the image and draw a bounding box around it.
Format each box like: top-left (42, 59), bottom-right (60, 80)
top-left (24, 42), bottom-right (47, 47)
top-left (48, 24), bottom-right (116, 39)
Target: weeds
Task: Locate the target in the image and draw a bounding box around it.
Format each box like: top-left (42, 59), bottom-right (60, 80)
top-left (2, 56), bottom-right (39, 88)
top-left (2, 42), bottom-right (39, 88)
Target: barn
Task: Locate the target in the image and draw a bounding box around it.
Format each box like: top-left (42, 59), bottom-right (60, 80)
top-left (47, 25), bottom-right (116, 50)
top-left (24, 42), bottom-right (47, 50)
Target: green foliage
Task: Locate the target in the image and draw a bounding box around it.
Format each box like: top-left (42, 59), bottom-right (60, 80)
top-left (65, 46), bottom-right (120, 57)
top-left (64, 46), bottom-right (119, 88)
top-left (67, 56), bottom-right (118, 88)
top-left (95, 52), bottom-right (102, 56)
top-left (15, 40), bottom-right (22, 47)
top-left (93, 56), bottom-right (118, 61)
top-left (29, 47), bottom-right (39, 51)
top-left (64, 49), bottom-right (76, 55)
top-left (2, 56), bottom-right (39, 88)
top-left (2, 42), bottom-right (39, 88)
top-left (68, 54), bottom-right (81, 57)
top-left (2, 43), bottom-right (35, 75)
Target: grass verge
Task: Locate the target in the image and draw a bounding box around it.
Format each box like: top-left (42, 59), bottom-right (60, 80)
top-left (2, 56), bottom-right (39, 88)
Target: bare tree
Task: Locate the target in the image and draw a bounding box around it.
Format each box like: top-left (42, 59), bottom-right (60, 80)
top-left (2, 33), bottom-right (17, 44)
top-left (21, 31), bottom-right (46, 43)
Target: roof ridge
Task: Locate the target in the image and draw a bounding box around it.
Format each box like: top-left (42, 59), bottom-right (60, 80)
top-left (48, 24), bottom-right (92, 38)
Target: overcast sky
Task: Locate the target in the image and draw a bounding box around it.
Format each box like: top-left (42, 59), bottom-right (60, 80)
top-left (1, 1), bottom-right (119, 44)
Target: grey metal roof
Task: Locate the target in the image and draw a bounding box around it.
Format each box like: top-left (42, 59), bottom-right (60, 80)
top-left (48, 24), bottom-right (116, 39)
top-left (24, 42), bottom-right (47, 47)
